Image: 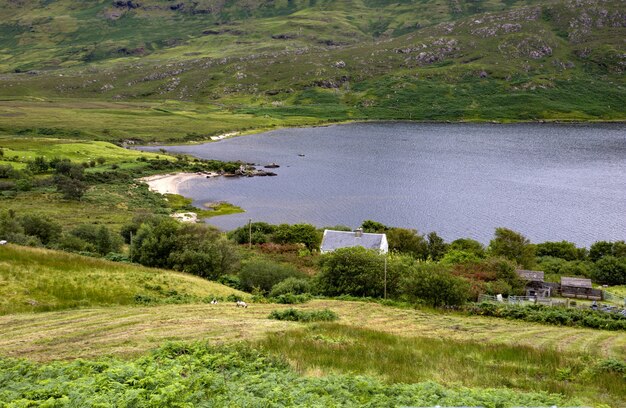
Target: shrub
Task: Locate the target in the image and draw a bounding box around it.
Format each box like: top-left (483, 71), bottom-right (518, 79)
top-left (19, 214), bottom-right (62, 245)
top-left (316, 247), bottom-right (398, 298)
top-left (218, 274), bottom-right (242, 290)
top-left (401, 263), bottom-right (470, 307)
top-left (270, 277), bottom-right (311, 297)
top-left (272, 223), bottom-right (321, 251)
top-left (238, 259), bottom-right (304, 293)
top-left (268, 308), bottom-right (338, 322)
top-left (466, 303), bottom-right (626, 331)
top-left (270, 293), bottom-right (312, 304)
top-left (592, 256), bottom-right (626, 285)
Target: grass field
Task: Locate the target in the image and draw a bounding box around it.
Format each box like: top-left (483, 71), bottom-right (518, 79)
top-left (0, 136), bottom-right (162, 164)
top-left (0, 246), bottom-right (624, 405)
top-left (0, 245), bottom-right (247, 315)
top-left (0, 300), bottom-right (624, 404)
top-left (1, 298), bottom-right (623, 361)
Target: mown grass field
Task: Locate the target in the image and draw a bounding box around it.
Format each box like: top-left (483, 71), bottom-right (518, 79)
top-left (0, 245), bottom-right (247, 315)
top-left (1, 300), bottom-right (624, 404)
top-left (0, 246), bottom-right (624, 405)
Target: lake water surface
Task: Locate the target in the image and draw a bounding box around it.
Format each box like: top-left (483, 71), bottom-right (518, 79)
top-left (141, 123), bottom-right (626, 246)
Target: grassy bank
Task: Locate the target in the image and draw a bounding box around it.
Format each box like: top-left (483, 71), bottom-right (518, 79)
top-left (0, 245), bottom-right (247, 315)
top-left (260, 323), bottom-right (625, 405)
top-left (0, 342), bottom-right (579, 408)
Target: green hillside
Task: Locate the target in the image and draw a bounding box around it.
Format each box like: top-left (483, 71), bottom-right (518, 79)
top-left (0, 0), bottom-right (622, 142)
top-left (0, 244), bottom-right (247, 315)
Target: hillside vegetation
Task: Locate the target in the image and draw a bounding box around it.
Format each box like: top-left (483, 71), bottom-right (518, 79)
top-left (0, 244), bottom-right (247, 315)
top-left (0, 0), bottom-right (623, 143)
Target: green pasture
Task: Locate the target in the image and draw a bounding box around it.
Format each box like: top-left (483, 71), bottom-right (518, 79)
top-left (0, 244), bottom-right (247, 315)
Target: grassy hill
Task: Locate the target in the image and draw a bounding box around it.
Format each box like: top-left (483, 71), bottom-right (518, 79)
top-left (0, 244), bottom-right (247, 315)
top-left (0, 0), bottom-right (622, 143)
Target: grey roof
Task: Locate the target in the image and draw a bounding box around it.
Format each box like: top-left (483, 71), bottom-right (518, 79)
top-left (321, 230), bottom-right (386, 252)
top-left (561, 277), bottom-right (592, 288)
top-left (516, 270), bottom-right (545, 282)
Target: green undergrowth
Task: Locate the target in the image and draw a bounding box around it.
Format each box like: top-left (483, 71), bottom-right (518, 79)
top-left (467, 302), bottom-right (626, 330)
top-left (268, 308), bottom-right (338, 322)
top-left (0, 342), bottom-right (581, 407)
top-left (259, 323), bottom-right (625, 406)
top-left (0, 244), bottom-right (246, 315)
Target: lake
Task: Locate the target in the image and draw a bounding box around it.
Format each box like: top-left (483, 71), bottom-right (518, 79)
top-left (140, 122), bottom-right (626, 246)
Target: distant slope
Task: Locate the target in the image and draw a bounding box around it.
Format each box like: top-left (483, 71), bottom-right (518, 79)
top-left (0, 0), bottom-right (623, 129)
top-left (0, 0), bottom-right (546, 72)
top-left (0, 244), bottom-right (247, 315)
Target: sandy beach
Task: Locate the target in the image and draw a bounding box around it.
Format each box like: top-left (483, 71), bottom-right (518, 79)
top-left (139, 172), bottom-right (215, 195)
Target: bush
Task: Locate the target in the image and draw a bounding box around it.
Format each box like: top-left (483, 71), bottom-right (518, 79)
top-left (270, 293), bottom-right (312, 304)
top-left (270, 277), bottom-right (311, 297)
top-left (316, 247), bottom-right (399, 298)
top-left (71, 225), bottom-right (122, 255)
top-left (466, 303), bottom-right (626, 331)
top-left (272, 223), bottom-right (321, 251)
top-left (228, 222), bottom-right (276, 245)
top-left (592, 256), bottom-right (626, 285)
top-left (401, 263), bottom-right (470, 307)
top-left (268, 308), bottom-right (338, 322)
top-left (218, 274), bottom-right (242, 290)
top-left (238, 259), bottom-right (304, 293)
top-left (19, 214), bottom-right (62, 245)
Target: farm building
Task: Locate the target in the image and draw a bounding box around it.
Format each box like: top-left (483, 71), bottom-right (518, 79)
top-left (560, 277), bottom-right (603, 300)
top-left (320, 228), bottom-right (388, 254)
top-left (516, 269), bottom-right (553, 298)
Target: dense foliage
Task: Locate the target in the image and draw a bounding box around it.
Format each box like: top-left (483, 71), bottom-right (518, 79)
top-left (401, 263), bottom-right (469, 307)
top-left (238, 259), bottom-right (304, 293)
top-left (268, 308), bottom-right (339, 322)
top-left (467, 303), bottom-right (626, 331)
top-left (131, 218), bottom-right (239, 279)
top-left (0, 342), bottom-right (576, 407)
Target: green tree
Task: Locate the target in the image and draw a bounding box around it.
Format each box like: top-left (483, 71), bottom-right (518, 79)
top-left (592, 256), bottom-right (626, 285)
top-left (590, 241), bottom-right (626, 261)
top-left (488, 227), bottom-right (535, 269)
top-left (272, 223), bottom-right (321, 251)
top-left (361, 220), bottom-right (388, 233)
top-left (19, 214), bottom-right (62, 245)
top-left (238, 259), bottom-right (304, 293)
top-left (228, 222), bottom-right (276, 245)
top-left (440, 250), bottom-right (482, 266)
top-left (386, 227), bottom-right (428, 259)
top-left (536, 241), bottom-right (582, 261)
top-left (316, 247), bottom-right (401, 298)
top-left (54, 176), bottom-right (87, 200)
top-left (427, 232), bottom-right (448, 261)
top-left (400, 263), bottom-right (469, 307)
top-left (449, 238), bottom-right (486, 258)
top-left (131, 218), bottom-right (181, 267)
top-left (26, 156), bottom-right (49, 174)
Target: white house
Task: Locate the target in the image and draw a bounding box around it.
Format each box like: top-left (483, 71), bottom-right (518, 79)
top-left (320, 228), bottom-right (388, 254)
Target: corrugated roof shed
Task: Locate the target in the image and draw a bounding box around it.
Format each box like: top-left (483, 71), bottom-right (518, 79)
top-left (320, 230), bottom-right (388, 253)
top-left (561, 277), bottom-right (592, 288)
top-left (516, 270), bottom-right (545, 282)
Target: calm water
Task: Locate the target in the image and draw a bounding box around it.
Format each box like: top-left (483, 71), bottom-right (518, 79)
top-left (141, 123), bottom-right (626, 246)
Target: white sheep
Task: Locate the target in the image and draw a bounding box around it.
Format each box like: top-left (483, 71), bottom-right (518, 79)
top-left (236, 300), bottom-right (248, 308)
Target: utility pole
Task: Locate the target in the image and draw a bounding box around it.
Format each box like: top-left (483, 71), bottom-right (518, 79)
top-left (248, 218), bottom-right (252, 249)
